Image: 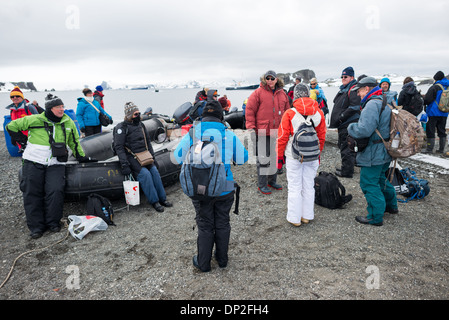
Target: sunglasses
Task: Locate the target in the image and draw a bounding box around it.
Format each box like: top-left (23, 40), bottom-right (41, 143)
top-left (266, 77), bottom-right (276, 81)
top-left (310, 83), bottom-right (317, 86)
top-left (11, 96), bottom-right (22, 99)
top-left (341, 76), bottom-right (350, 79)
top-left (133, 112), bottom-right (141, 117)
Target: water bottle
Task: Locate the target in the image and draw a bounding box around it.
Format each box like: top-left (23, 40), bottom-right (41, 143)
top-left (391, 132), bottom-right (400, 149)
top-left (102, 207), bottom-right (109, 219)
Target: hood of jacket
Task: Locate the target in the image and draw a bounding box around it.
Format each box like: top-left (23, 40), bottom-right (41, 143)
top-left (402, 81), bottom-right (418, 95)
top-left (292, 97), bottom-right (320, 116)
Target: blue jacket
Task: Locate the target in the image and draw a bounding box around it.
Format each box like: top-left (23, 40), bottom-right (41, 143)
top-left (348, 89), bottom-right (392, 167)
top-left (424, 78), bottom-right (449, 117)
top-left (174, 117), bottom-right (248, 195)
top-left (310, 84), bottom-right (327, 104)
top-left (76, 97), bottom-right (112, 129)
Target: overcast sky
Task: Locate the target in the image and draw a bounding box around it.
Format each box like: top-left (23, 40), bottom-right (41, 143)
top-left (1, 0), bottom-right (448, 90)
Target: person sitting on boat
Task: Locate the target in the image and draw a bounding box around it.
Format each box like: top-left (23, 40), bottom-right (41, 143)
top-left (190, 89), bottom-right (219, 121)
top-left (6, 94), bottom-right (96, 239)
top-left (93, 85), bottom-right (105, 109)
top-left (218, 95), bottom-right (231, 114)
top-left (113, 102), bottom-right (173, 212)
top-left (76, 88), bottom-right (113, 137)
top-left (5, 86), bottom-right (40, 151)
top-left (194, 87), bottom-right (209, 104)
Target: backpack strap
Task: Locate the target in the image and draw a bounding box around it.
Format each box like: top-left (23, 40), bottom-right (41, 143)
top-left (373, 94), bottom-right (390, 144)
top-left (44, 121), bottom-right (67, 145)
top-left (291, 108), bottom-right (314, 128)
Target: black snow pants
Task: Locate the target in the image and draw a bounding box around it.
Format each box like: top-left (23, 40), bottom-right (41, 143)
top-left (192, 191), bottom-right (235, 272)
top-left (20, 160), bottom-right (66, 234)
top-left (337, 127), bottom-right (356, 176)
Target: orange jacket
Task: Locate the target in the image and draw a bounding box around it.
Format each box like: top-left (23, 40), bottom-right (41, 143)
top-left (276, 97), bottom-right (326, 158)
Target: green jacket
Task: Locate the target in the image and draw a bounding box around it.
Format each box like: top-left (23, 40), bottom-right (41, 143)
top-left (6, 113), bottom-right (85, 165)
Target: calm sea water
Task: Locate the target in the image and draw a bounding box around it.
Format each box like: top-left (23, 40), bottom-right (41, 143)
top-left (0, 84), bottom-right (425, 131)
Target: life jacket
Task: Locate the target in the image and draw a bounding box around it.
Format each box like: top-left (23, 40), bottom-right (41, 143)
top-left (9, 102), bottom-right (35, 139)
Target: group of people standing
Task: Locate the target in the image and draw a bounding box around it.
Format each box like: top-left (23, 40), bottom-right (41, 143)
top-left (4, 67), bottom-right (448, 274)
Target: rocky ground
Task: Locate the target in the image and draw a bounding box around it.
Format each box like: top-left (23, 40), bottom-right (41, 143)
top-left (0, 130), bottom-right (448, 306)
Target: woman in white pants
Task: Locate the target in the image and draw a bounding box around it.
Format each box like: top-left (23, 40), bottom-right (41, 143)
top-left (276, 84), bottom-right (327, 226)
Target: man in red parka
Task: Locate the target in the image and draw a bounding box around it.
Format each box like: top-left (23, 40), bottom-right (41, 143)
top-left (245, 70), bottom-right (290, 195)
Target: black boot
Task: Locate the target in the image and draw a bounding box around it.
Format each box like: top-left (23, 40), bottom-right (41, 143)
top-left (437, 137), bottom-right (446, 153)
top-left (423, 138), bottom-right (435, 154)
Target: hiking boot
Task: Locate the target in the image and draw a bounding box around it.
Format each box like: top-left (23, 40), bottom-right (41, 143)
top-left (437, 137), bottom-right (446, 153)
top-left (30, 232), bottom-right (43, 239)
top-left (422, 138), bottom-right (435, 154)
top-left (288, 221), bottom-right (301, 227)
top-left (49, 225), bottom-right (61, 233)
top-left (355, 216), bottom-right (383, 226)
top-left (152, 202), bottom-right (164, 212)
top-left (258, 186), bottom-right (272, 195)
top-left (160, 200), bottom-right (173, 207)
top-left (193, 255), bottom-right (210, 272)
top-left (335, 169), bottom-right (353, 178)
top-left (268, 182), bottom-right (283, 190)
top-left (385, 207), bottom-right (399, 214)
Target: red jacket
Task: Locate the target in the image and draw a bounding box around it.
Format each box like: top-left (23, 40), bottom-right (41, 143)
top-left (276, 97), bottom-right (326, 158)
top-left (94, 91), bottom-right (105, 109)
top-left (245, 81), bottom-right (290, 135)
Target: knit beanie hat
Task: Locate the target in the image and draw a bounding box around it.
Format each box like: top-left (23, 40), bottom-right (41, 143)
top-left (202, 100), bottom-right (223, 120)
top-left (10, 86), bottom-right (24, 99)
top-left (124, 102), bottom-right (139, 119)
top-left (96, 85), bottom-right (103, 92)
top-left (341, 66), bottom-right (355, 77)
top-left (45, 93), bottom-right (64, 110)
top-left (434, 71), bottom-right (445, 81)
top-left (293, 83), bottom-right (310, 100)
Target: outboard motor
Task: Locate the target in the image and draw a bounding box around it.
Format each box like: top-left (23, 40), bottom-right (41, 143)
top-left (172, 102), bottom-right (193, 125)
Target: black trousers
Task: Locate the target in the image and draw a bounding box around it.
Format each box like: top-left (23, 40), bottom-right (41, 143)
top-left (20, 161), bottom-right (66, 234)
top-left (426, 116), bottom-right (448, 139)
top-left (337, 127), bottom-right (356, 175)
top-left (85, 125), bottom-right (101, 137)
top-left (192, 191), bottom-right (235, 271)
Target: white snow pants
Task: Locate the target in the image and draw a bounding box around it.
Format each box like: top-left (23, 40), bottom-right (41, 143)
top-left (285, 157), bottom-right (319, 224)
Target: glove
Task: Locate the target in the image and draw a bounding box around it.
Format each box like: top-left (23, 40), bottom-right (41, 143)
top-left (78, 156), bottom-right (98, 163)
top-left (277, 156), bottom-right (285, 170)
top-left (121, 165), bottom-right (132, 176)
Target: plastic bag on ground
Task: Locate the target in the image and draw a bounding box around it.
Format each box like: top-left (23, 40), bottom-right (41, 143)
top-left (68, 215), bottom-right (108, 240)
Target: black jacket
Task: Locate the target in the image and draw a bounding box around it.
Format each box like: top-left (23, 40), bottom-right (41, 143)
top-left (329, 80), bottom-right (361, 129)
top-left (398, 81), bottom-right (423, 116)
top-left (113, 119), bottom-right (156, 172)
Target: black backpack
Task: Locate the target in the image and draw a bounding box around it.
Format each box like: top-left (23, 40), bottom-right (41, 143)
top-left (86, 193), bottom-right (115, 225)
top-left (407, 92), bottom-right (424, 116)
top-left (314, 172), bottom-right (352, 209)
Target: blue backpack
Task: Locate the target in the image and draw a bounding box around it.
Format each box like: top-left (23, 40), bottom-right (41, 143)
top-left (398, 168), bottom-right (430, 203)
top-left (180, 125), bottom-right (236, 203)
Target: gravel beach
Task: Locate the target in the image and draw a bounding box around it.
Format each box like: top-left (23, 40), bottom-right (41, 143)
top-left (0, 129), bottom-right (448, 303)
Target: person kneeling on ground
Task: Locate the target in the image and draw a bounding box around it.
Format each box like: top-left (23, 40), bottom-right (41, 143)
top-left (347, 77), bottom-right (398, 226)
top-left (174, 100), bottom-right (248, 272)
top-left (6, 94), bottom-right (96, 239)
top-left (113, 102), bottom-right (172, 212)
